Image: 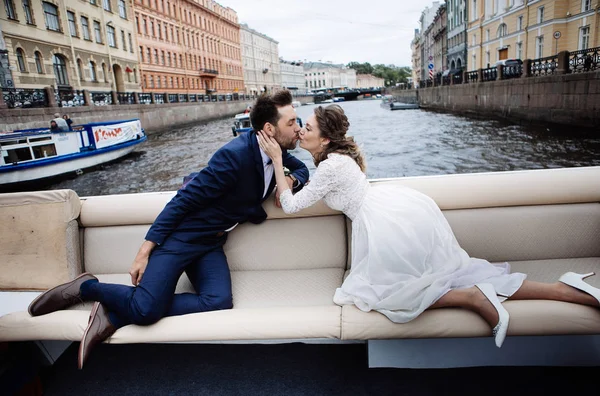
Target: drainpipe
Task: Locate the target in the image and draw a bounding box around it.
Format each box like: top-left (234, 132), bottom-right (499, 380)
top-left (99, 7), bottom-right (116, 92)
top-left (61, 1), bottom-right (81, 89)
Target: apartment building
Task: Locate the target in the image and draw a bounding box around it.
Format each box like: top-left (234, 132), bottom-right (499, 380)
top-left (1, 0), bottom-right (141, 92)
top-left (467, 0), bottom-right (599, 70)
top-left (240, 23), bottom-right (280, 94)
top-left (133, 0), bottom-right (243, 93)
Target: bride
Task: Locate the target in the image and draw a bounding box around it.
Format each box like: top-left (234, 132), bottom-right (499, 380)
top-left (258, 104), bottom-right (600, 348)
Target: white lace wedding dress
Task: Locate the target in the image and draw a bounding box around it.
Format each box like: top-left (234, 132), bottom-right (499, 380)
top-left (279, 153), bottom-right (526, 323)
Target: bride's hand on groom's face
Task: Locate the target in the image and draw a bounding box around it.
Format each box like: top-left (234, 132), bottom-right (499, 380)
top-left (258, 130), bottom-right (282, 161)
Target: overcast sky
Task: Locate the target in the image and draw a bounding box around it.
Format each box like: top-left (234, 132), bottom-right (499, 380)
top-left (219, 0), bottom-right (440, 67)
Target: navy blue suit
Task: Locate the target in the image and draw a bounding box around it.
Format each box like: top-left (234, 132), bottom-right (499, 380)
top-left (81, 132), bottom-right (309, 328)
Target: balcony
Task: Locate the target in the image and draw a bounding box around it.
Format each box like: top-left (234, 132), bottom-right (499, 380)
top-left (199, 68), bottom-right (219, 77)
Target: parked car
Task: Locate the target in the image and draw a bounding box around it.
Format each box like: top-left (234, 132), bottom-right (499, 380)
top-left (496, 58), bottom-right (523, 67)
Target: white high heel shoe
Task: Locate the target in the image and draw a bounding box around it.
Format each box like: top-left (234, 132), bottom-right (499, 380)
top-left (475, 283), bottom-right (510, 348)
top-left (558, 272), bottom-right (600, 305)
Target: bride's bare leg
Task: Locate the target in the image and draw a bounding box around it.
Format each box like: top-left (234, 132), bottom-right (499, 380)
top-left (429, 288), bottom-right (500, 329)
top-left (508, 280), bottom-right (599, 307)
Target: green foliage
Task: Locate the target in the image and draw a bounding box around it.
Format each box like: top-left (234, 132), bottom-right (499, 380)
top-left (346, 62), bottom-right (412, 86)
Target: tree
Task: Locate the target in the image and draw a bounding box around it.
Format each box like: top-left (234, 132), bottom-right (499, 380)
top-left (346, 61), bottom-right (374, 75)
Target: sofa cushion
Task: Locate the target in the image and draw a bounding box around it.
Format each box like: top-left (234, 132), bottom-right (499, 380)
top-left (0, 306), bottom-right (342, 343)
top-left (340, 257), bottom-right (600, 340)
top-left (0, 190), bottom-right (81, 290)
top-left (444, 203), bottom-right (600, 262)
top-left (84, 216), bottom-right (348, 274)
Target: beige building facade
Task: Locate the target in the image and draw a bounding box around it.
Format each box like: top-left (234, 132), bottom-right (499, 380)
top-left (1, 0), bottom-right (141, 92)
top-left (468, 0), bottom-right (600, 70)
top-left (304, 62), bottom-right (357, 91)
top-left (240, 23), bottom-right (280, 94)
top-left (355, 74), bottom-right (384, 88)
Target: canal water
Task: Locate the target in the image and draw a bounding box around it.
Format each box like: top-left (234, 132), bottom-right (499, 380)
top-left (25, 100), bottom-right (600, 196)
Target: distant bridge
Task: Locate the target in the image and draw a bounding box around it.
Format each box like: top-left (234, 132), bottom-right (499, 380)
top-left (329, 88), bottom-right (384, 101)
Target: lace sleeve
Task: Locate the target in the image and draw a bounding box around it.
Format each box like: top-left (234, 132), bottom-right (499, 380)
top-left (279, 161), bottom-right (339, 214)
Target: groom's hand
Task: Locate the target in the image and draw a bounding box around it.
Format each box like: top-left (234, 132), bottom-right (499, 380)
top-left (275, 176), bottom-right (295, 208)
top-left (129, 240), bottom-right (156, 285)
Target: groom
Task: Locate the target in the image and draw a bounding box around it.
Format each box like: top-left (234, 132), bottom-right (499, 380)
top-left (27, 90), bottom-right (309, 369)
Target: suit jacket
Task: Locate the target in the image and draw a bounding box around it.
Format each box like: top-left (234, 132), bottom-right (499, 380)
top-left (145, 131), bottom-right (309, 245)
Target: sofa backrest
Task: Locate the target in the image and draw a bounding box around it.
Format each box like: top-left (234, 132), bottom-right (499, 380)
top-left (79, 192), bottom-right (347, 274)
top-left (0, 190), bottom-right (81, 290)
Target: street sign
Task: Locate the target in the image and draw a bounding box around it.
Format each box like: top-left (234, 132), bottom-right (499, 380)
top-left (429, 56), bottom-right (433, 61)
top-left (428, 64), bottom-right (434, 70)
top-left (554, 31), bottom-right (561, 39)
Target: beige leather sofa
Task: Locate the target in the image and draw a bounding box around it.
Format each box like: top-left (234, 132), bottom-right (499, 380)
top-left (1, 166), bottom-right (600, 367)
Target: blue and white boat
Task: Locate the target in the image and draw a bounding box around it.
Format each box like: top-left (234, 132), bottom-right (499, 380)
top-left (0, 119), bottom-right (146, 185)
top-left (231, 113), bottom-right (303, 137)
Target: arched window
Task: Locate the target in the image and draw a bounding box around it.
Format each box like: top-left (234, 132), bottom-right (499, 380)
top-left (77, 59), bottom-right (84, 81)
top-left (89, 61), bottom-right (97, 82)
top-left (16, 48), bottom-right (27, 72)
top-left (34, 51), bottom-right (44, 74)
top-left (497, 24), bottom-right (508, 38)
top-left (53, 54), bottom-right (69, 86)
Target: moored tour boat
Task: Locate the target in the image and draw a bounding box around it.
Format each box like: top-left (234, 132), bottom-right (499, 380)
top-left (0, 119), bottom-right (146, 186)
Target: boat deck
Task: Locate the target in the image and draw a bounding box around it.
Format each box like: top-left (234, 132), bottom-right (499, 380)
top-left (3, 342), bottom-right (597, 395)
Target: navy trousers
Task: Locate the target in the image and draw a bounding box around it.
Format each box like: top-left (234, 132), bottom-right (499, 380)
top-left (81, 234), bottom-right (233, 328)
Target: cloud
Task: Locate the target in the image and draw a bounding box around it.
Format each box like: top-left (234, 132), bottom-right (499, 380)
top-left (219, 0), bottom-right (437, 66)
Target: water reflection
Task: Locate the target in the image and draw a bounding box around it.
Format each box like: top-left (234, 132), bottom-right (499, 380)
top-left (15, 100), bottom-right (600, 196)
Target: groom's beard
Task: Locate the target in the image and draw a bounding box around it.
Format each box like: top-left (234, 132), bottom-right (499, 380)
top-left (273, 126), bottom-right (297, 150)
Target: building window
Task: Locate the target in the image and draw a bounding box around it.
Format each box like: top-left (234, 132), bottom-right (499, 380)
top-left (16, 48), bottom-right (26, 72)
top-left (67, 11), bottom-right (77, 37)
top-left (77, 59), bottom-right (84, 80)
top-left (94, 21), bottom-right (102, 43)
top-left (536, 36), bottom-right (544, 58)
top-left (537, 7), bottom-right (544, 24)
top-left (34, 51), bottom-right (44, 73)
top-left (81, 16), bottom-right (90, 40)
top-left (43, 2), bottom-right (60, 31)
top-left (128, 33), bottom-right (133, 53)
top-left (142, 18), bottom-right (147, 35)
top-left (53, 54), bottom-right (69, 86)
top-left (486, 51), bottom-right (490, 67)
top-left (90, 0), bottom-right (96, 4)
top-left (103, 0), bottom-right (111, 12)
top-left (497, 24), bottom-right (507, 38)
top-left (102, 63), bottom-right (108, 82)
top-left (121, 30), bottom-right (126, 50)
top-left (485, 29), bottom-right (490, 42)
top-left (517, 42), bottom-right (523, 59)
top-left (154, 49), bottom-right (158, 63)
top-left (23, 0), bottom-right (34, 24)
top-left (89, 61), bottom-right (97, 81)
top-left (107, 25), bottom-right (116, 47)
top-left (145, 47), bottom-right (150, 63)
top-left (4, 0), bottom-right (16, 19)
top-left (579, 26), bottom-right (590, 50)
top-left (149, 75), bottom-right (154, 88)
top-left (118, 0), bottom-right (127, 18)
top-left (517, 16), bottom-right (523, 31)
top-left (161, 50), bottom-right (165, 65)
top-left (583, 0), bottom-right (592, 12)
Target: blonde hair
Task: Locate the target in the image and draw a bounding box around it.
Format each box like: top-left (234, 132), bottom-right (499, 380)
top-left (312, 105), bottom-right (366, 173)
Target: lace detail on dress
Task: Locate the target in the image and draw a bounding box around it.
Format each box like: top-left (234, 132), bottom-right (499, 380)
top-left (279, 154), bottom-right (368, 220)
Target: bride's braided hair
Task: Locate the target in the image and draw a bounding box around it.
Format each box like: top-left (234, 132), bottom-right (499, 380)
top-left (312, 105), bottom-right (366, 173)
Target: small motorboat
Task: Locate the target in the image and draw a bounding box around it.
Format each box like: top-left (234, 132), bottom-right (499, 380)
top-left (0, 119), bottom-right (146, 186)
top-left (380, 95), bottom-right (419, 110)
top-left (231, 114), bottom-right (303, 137)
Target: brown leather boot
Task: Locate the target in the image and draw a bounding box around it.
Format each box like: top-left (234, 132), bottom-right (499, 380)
top-left (28, 272), bottom-right (98, 316)
top-left (78, 302), bottom-right (116, 370)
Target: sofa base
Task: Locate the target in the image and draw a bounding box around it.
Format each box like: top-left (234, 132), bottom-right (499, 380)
top-left (368, 335), bottom-right (600, 368)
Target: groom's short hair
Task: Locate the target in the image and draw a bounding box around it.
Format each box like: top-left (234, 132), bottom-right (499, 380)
top-left (250, 90), bottom-right (293, 132)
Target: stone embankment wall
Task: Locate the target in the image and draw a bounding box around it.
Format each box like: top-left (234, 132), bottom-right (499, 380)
top-left (387, 71), bottom-right (600, 129)
top-left (0, 97), bottom-right (312, 134)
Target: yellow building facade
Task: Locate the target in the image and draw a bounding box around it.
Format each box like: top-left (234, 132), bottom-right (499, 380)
top-left (1, 0), bottom-right (141, 92)
top-left (467, 0), bottom-right (599, 70)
